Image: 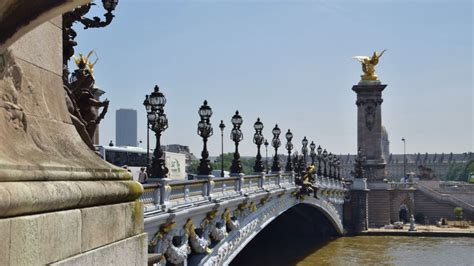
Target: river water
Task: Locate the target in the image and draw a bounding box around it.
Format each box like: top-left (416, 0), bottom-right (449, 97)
top-left (296, 236), bottom-right (474, 266)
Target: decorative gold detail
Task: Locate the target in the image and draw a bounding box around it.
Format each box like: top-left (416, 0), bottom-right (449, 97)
top-left (150, 220), bottom-right (176, 247)
top-left (353, 50), bottom-right (386, 81)
top-left (249, 202), bottom-right (257, 213)
top-left (260, 194), bottom-right (271, 205)
top-left (222, 208), bottom-right (232, 223)
top-left (201, 210), bottom-right (218, 228)
top-left (184, 218), bottom-right (196, 238)
top-left (73, 50), bottom-right (98, 75)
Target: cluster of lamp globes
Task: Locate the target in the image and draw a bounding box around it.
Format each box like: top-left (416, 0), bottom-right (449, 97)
top-left (143, 85), bottom-right (342, 178)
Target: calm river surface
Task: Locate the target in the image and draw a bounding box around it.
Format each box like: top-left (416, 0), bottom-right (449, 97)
top-left (296, 236), bottom-right (474, 266)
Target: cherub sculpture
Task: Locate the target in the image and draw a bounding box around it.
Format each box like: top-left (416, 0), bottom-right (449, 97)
top-left (353, 50), bottom-right (386, 81)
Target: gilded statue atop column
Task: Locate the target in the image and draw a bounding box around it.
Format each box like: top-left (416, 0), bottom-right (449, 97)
top-left (353, 50), bottom-right (386, 81)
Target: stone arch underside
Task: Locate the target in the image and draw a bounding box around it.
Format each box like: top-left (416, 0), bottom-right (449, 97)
top-left (200, 195), bottom-right (343, 265)
top-left (390, 191), bottom-right (414, 223)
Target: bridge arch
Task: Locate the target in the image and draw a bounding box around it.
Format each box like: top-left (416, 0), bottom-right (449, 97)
top-left (201, 194), bottom-right (343, 265)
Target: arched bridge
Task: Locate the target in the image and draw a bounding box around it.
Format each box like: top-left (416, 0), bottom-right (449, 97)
top-left (140, 172), bottom-right (347, 265)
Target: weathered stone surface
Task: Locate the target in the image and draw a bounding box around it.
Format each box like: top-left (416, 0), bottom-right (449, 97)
top-left (0, 181), bottom-right (142, 218)
top-left (9, 214), bottom-right (40, 265)
top-left (38, 210), bottom-right (82, 264)
top-left (0, 219), bottom-right (11, 266)
top-left (8, 209), bottom-right (82, 265)
top-left (52, 233), bottom-right (148, 266)
top-left (81, 203), bottom-right (127, 252)
top-left (0, 11), bottom-right (130, 183)
top-left (125, 201), bottom-right (144, 237)
top-left (10, 19), bottom-right (62, 76)
top-left (0, 0), bottom-right (90, 53)
top-left (49, 15), bottom-right (62, 29)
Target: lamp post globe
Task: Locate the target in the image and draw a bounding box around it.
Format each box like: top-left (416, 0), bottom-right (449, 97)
top-left (317, 145), bottom-right (323, 176)
top-left (253, 118), bottom-right (265, 173)
top-left (322, 149), bottom-right (328, 177)
top-left (219, 120), bottom-right (225, 177)
top-left (285, 129), bottom-right (294, 172)
top-left (230, 111), bottom-right (243, 175)
top-left (301, 136), bottom-right (309, 166)
top-left (144, 85), bottom-right (169, 179)
top-left (197, 100), bottom-right (213, 176)
top-left (328, 153), bottom-right (334, 178)
top-left (310, 141), bottom-right (316, 165)
top-left (264, 139), bottom-right (269, 174)
top-left (271, 124), bottom-right (281, 172)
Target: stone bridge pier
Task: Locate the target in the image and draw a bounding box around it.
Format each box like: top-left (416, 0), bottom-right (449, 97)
top-left (140, 172), bottom-right (347, 265)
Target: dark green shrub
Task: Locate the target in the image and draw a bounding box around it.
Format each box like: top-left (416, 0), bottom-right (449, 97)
top-left (415, 213), bottom-right (425, 224)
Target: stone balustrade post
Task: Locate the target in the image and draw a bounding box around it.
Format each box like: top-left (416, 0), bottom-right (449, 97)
top-left (158, 178), bottom-right (172, 209)
top-left (153, 186), bottom-right (160, 205)
top-left (206, 175), bottom-right (215, 200)
top-left (259, 174), bottom-right (265, 189)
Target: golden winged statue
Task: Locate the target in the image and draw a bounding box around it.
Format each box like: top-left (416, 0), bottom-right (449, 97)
top-left (353, 50), bottom-right (386, 81)
top-left (73, 50), bottom-right (98, 76)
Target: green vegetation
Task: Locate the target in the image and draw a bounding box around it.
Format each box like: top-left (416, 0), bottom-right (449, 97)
top-left (453, 207), bottom-right (463, 220)
top-left (187, 153), bottom-right (258, 175)
top-left (444, 160), bottom-right (474, 182)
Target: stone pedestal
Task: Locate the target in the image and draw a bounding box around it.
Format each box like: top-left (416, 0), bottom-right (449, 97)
top-left (0, 3), bottom-right (146, 265)
top-left (343, 178), bottom-right (369, 234)
top-left (352, 81), bottom-right (387, 181)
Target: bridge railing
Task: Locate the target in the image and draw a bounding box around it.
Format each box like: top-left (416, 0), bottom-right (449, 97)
top-left (139, 171), bottom-right (349, 214)
top-left (140, 172), bottom-right (299, 213)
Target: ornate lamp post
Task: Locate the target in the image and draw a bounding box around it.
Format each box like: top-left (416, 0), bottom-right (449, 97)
top-left (301, 136), bottom-right (309, 166)
top-left (197, 100), bottom-right (214, 176)
top-left (328, 153), bottom-right (334, 178)
top-left (271, 124), bottom-right (281, 172)
top-left (322, 149), bottom-right (328, 177)
top-left (354, 148), bottom-right (366, 179)
top-left (310, 141), bottom-right (316, 165)
top-left (230, 111), bottom-right (243, 175)
top-left (253, 118), bottom-right (265, 173)
top-left (219, 120), bottom-right (226, 177)
top-left (144, 85), bottom-right (168, 178)
top-left (264, 139), bottom-right (269, 174)
top-left (285, 129), bottom-right (294, 172)
top-left (143, 95), bottom-right (151, 172)
top-left (402, 137), bottom-right (406, 180)
top-left (317, 145), bottom-right (323, 176)
top-left (63, 0), bottom-right (119, 73)
top-left (336, 158), bottom-right (341, 180)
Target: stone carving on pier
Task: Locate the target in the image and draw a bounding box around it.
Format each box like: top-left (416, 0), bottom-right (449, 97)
top-left (355, 98), bottom-right (383, 131)
top-left (353, 50), bottom-right (386, 81)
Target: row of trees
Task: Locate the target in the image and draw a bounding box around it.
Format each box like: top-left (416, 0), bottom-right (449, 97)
top-left (187, 153), bottom-right (259, 175)
top-left (443, 160), bottom-right (474, 182)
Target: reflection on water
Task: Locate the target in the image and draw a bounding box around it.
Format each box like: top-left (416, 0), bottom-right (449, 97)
top-left (296, 236), bottom-right (474, 266)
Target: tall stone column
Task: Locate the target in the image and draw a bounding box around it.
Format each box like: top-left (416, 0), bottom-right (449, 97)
top-left (352, 82), bottom-right (387, 181)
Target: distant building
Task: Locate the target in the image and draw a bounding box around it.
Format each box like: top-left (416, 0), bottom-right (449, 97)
top-left (116, 109), bottom-right (137, 146)
top-left (339, 127), bottom-right (472, 180)
top-left (162, 144), bottom-right (197, 167)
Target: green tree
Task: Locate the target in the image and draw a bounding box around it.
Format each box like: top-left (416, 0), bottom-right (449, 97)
top-left (187, 153), bottom-right (258, 175)
top-left (454, 207), bottom-right (463, 220)
top-left (444, 160), bottom-right (474, 182)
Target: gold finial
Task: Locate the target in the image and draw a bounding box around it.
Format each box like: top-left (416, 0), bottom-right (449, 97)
top-left (353, 50), bottom-right (386, 82)
top-left (74, 50), bottom-right (99, 75)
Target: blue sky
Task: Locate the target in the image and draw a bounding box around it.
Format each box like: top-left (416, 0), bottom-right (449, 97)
top-left (74, 0), bottom-right (472, 157)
